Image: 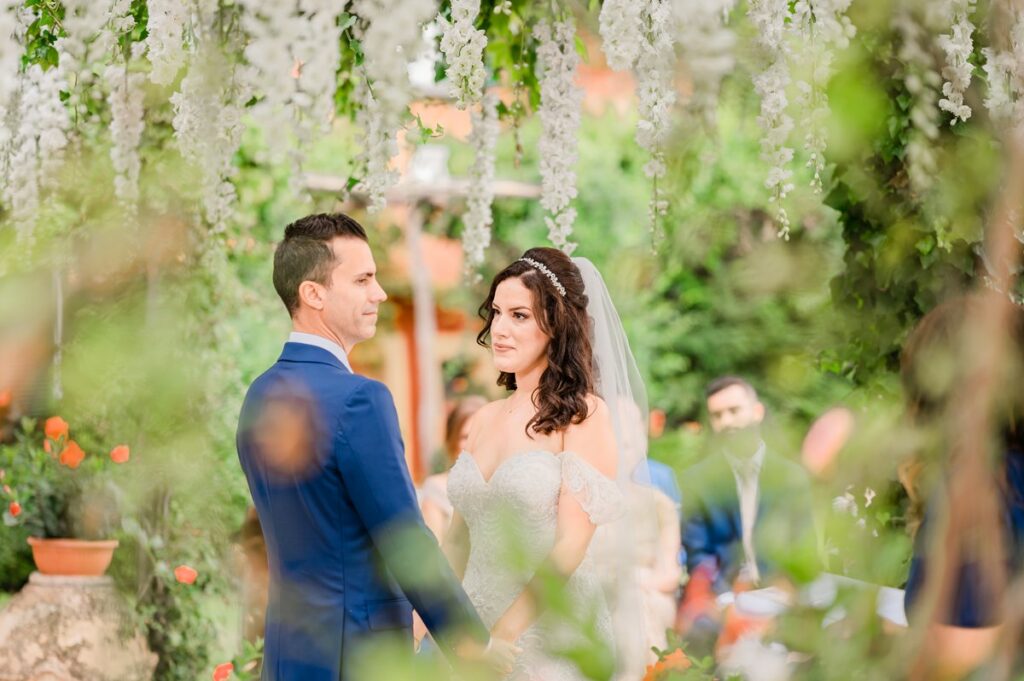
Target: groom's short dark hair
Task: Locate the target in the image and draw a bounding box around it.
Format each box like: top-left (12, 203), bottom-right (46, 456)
top-left (274, 213), bottom-right (368, 316)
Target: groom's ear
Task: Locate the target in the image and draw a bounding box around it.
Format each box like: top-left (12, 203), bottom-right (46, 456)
top-left (297, 280), bottom-right (326, 311)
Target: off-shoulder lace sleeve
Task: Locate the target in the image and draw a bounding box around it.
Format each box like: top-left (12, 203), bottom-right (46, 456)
top-left (561, 451), bottom-right (624, 525)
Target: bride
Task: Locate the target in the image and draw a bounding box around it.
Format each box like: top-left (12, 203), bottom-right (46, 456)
top-left (444, 247), bottom-right (651, 680)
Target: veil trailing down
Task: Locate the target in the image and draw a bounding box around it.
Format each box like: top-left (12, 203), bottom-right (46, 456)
top-left (573, 257), bottom-right (658, 678)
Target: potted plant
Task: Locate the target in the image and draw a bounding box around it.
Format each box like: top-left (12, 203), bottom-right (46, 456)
top-left (1, 415), bottom-right (130, 576)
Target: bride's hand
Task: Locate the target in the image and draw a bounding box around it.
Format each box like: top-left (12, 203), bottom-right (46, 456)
top-left (456, 635), bottom-right (522, 675)
top-left (481, 636), bottom-right (522, 675)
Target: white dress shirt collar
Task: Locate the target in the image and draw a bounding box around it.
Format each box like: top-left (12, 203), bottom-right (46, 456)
top-left (288, 332), bottom-right (352, 371)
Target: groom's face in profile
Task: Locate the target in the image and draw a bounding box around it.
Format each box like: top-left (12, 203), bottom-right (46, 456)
top-left (320, 236), bottom-right (387, 350)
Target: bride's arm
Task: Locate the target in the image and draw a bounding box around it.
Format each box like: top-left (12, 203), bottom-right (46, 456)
top-left (441, 406), bottom-right (490, 579)
top-left (442, 510), bottom-right (471, 580)
top-left (490, 398), bottom-right (618, 642)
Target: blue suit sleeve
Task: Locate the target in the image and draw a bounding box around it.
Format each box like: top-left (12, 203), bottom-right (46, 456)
top-left (335, 381), bottom-right (488, 654)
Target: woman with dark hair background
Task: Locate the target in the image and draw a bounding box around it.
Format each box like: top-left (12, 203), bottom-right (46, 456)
top-left (901, 295), bottom-right (1024, 678)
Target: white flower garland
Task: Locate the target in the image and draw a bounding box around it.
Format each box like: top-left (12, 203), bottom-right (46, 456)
top-left (351, 0), bottom-right (435, 212)
top-left (792, 0), bottom-right (855, 193)
top-left (675, 0), bottom-right (736, 128)
top-left (171, 41), bottom-right (248, 232)
top-left (0, 3), bottom-right (24, 152)
top-left (239, 1), bottom-right (342, 186)
top-left (105, 65), bottom-right (146, 213)
top-left (533, 18), bottom-right (582, 255)
top-left (635, 0), bottom-right (676, 236)
top-left (462, 91), bottom-right (498, 278)
top-left (3, 63), bottom-right (70, 241)
top-left (936, 0), bottom-right (977, 124)
top-left (895, 9), bottom-right (941, 194)
top-left (439, 0), bottom-right (487, 108)
top-left (600, 0), bottom-right (676, 237)
top-left (599, 0), bottom-right (642, 71)
top-left (145, 0), bottom-right (190, 86)
top-left (981, 13), bottom-right (1024, 138)
top-left (352, 77), bottom-right (398, 213)
top-left (749, 0), bottom-right (794, 237)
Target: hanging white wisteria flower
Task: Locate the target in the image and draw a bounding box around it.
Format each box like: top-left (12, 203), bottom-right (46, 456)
top-left (534, 18), bottom-right (582, 255)
top-left (2, 64), bottom-right (71, 241)
top-left (0, 3), bottom-right (24, 145)
top-left (145, 0), bottom-right (190, 86)
top-left (599, 0), bottom-right (642, 71)
top-left (791, 0), bottom-right (855, 193)
top-left (438, 0), bottom-right (488, 108)
top-left (634, 0), bottom-right (676, 236)
top-left (936, 0), bottom-right (977, 124)
top-left (105, 65), bottom-right (146, 213)
top-left (462, 91), bottom-right (498, 278)
top-left (895, 8), bottom-right (942, 194)
top-left (601, 0), bottom-right (676, 238)
top-left (674, 0), bottom-right (736, 128)
top-left (981, 13), bottom-right (1024, 137)
top-left (238, 0), bottom-right (342, 183)
top-left (171, 42), bottom-right (249, 232)
top-left (749, 0), bottom-right (795, 238)
top-left (56, 0), bottom-right (109, 70)
top-left (350, 0), bottom-right (436, 211)
top-left (351, 78), bottom-right (399, 213)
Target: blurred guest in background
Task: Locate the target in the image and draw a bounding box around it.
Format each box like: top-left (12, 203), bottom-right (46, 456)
top-left (901, 296), bottom-right (1024, 679)
top-left (418, 395), bottom-right (487, 542)
top-left (676, 376), bottom-right (817, 651)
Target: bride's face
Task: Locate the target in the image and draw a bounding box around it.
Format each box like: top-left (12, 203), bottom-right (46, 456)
top-left (489, 277), bottom-right (550, 376)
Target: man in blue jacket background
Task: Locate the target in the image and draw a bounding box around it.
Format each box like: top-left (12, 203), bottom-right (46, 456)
top-left (237, 213), bottom-right (517, 680)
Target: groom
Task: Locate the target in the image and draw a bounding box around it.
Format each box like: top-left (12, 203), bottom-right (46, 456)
top-left (237, 213), bottom-right (511, 680)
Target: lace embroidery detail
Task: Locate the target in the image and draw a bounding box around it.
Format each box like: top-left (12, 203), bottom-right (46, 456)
top-left (448, 450), bottom-right (616, 680)
top-left (561, 451), bottom-right (625, 525)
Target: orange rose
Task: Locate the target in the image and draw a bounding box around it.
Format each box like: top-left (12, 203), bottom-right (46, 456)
top-left (59, 441), bottom-right (86, 469)
top-left (9, 501), bottom-right (21, 517)
top-left (45, 416), bottom-right (69, 441)
top-left (0, 389), bottom-right (11, 408)
top-left (110, 445), bottom-right (130, 464)
top-left (174, 565), bottom-right (198, 585)
top-left (212, 662), bottom-right (233, 681)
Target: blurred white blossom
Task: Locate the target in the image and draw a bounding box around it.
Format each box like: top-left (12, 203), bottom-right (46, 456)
top-left (675, 0), bottom-right (736, 128)
top-left (936, 0), bottom-right (977, 123)
top-left (172, 42), bottom-right (248, 232)
top-left (145, 0), bottom-right (190, 85)
top-left (351, 0), bottom-right (435, 211)
top-left (534, 19), bottom-right (582, 254)
top-left (105, 66), bottom-right (146, 214)
top-left (749, 0), bottom-right (794, 237)
top-left (462, 92), bottom-right (498, 278)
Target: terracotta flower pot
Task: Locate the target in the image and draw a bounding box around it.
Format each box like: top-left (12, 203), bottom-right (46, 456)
top-left (27, 537), bottom-right (119, 577)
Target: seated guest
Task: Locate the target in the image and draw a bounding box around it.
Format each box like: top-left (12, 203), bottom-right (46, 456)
top-left (676, 376), bottom-right (816, 645)
top-left (901, 296), bottom-right (1024, 679)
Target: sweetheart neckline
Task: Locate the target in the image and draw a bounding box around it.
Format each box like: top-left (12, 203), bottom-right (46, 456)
top-left (456, 449), bottom-right (566, 486)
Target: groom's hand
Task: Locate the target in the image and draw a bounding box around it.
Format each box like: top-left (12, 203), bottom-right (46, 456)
top-left (455, 635), bottom-right (522, 675)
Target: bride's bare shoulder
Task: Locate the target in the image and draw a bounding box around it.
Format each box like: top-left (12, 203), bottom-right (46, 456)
top-left (563, 395), bottom-right (617, 475)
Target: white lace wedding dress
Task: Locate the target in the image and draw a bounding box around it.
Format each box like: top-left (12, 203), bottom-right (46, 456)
top-left (448, 449), bottom-right (625, 680)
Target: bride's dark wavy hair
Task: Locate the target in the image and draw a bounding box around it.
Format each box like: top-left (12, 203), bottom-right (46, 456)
top-left (477, 247), bottom-right (594, 436)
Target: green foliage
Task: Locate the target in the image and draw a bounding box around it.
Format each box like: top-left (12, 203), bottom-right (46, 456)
top-left (636, 81), bottom-right (852, 425)
top-left (823, 1), bottom-right (1010, 383)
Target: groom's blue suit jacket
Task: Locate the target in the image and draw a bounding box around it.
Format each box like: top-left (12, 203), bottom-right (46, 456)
top-left (237, 343), bottom-right (487, 680)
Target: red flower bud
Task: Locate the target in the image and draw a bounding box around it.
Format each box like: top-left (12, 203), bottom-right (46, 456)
top-left (110, 445), bottom-right (130, 464)
top-left (174, 565), bottom-right (198, 585)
